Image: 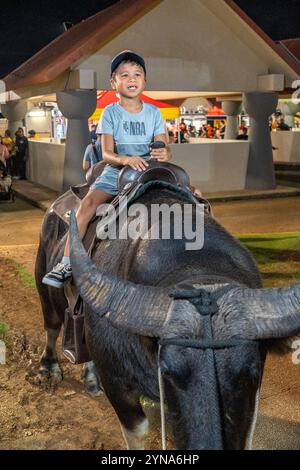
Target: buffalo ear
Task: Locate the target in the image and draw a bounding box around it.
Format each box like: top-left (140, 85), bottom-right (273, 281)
top-left (215, 284), bottom-right (300, 341)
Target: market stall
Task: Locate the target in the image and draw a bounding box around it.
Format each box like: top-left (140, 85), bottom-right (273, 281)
top-left (89, 91), bottom-right (180, 123)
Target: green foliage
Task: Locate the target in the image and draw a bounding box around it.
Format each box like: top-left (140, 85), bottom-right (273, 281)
top-left (0, 320), bottom-right (9, 339)
top-left (238, 232), bottom-right (300, 252)
top-left (238, 232), bottom-right (300, 288)
top-left (14, 263), bottom-right (36, 289)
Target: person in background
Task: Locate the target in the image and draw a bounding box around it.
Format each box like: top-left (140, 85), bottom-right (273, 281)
top-left (168, 130), bottom-right (175, 144)
top-left (240, 120), bottom-right (247, 132)
top-left (277, 117), bottom-right (290, 131)
top-left (90, 124), bottom-right (97, 141)
top-left (28, 129), bottom-right (36, 139)
top-left (2, 130), bottom-right (15, 175)
top-left (187, 125), bottom-right (197, 138)
top-left (236, 127), bottom-right (248, 140)
top-left (206, 124), bottom-right (215, 139)
top-left (214, 128), bottom-right (221, 139)
top-left (82, 134), bottom-right (103, 171)
top-left (0, 138), bottom-right (9, 166)
top-left (219, 120), bottom-right (226, 139)
top-left (14, 127), bottom-right (28, 179)
top-left (179, 118), bottom-right (187, 132)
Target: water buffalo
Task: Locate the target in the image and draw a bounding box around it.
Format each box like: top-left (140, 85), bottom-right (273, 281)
top-left (35, 183), bottom-right (300, 450)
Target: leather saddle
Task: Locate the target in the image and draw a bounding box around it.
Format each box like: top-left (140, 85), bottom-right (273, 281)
top-left (51, 160), bottom-right (196, 225)
top-left (118, 159), bottom-right (190, 192)
top-left (52, 160), bottom-right (212, 235)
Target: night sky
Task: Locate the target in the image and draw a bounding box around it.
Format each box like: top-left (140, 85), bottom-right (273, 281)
top-left (235, 0), bottom-right (300, 40)
top-left (0, 0), bottom-right (119, 78)
top-left (0, 0), bottom-right (299, 79)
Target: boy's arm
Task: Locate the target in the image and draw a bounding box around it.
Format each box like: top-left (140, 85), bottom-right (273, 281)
top-left (82, 160), bottom-right (90, 170)
top-left (101, 134), bottom-right (148, 171)
top-left (101, 134), bottom-right (125, 166)
top-left (151, 134), bottom-right (172, 162)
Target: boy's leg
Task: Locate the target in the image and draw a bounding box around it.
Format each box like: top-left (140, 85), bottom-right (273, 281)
top-left (42, 189), bottom-right (113, 288)
top-left (64, 189), bottom-right (113, 257)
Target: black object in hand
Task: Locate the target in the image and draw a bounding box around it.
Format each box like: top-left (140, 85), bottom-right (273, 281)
top-left (149, 140), bottom-right (166, 151)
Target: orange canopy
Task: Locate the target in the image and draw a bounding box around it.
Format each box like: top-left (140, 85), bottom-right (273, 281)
top-left (206, 106), bottom-right (225, 116)
top-left (89, 91), bottom-right (180, 121)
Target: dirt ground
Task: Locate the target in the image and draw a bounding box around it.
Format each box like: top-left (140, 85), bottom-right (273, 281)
top-left (0, 198), bottom-right (300, 450)
top-left (0, 248), bottom-right (166, 450)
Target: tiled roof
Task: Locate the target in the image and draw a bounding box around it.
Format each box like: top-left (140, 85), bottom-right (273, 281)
top-left (278, 38), bottom-right (300, 64)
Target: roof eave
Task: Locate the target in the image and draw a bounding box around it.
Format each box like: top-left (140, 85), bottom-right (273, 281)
top-left (3, 0), bottom-right (162, 92)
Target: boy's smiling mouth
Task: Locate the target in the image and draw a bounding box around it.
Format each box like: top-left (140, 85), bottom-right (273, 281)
top-left (128, 85), bottom-right (138, 90)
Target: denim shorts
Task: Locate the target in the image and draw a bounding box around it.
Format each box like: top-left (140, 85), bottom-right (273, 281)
top-left (90, 165), bottom-right (120, 195)
top-left (90, 156), bottom-right (151, 196)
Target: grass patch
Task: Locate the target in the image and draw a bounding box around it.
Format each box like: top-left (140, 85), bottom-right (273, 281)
top-left (0, 320), bottom-right (9, 339)
top-left (292, 272), bottom-right (300, 282)
top-left (5, 260), bottom-right (37, 290)
top-left (237, 232), bottom-right (300, 288)
top-left (237, 232), bottom-right (300, 251)
top-left (15, 263), bottom-right (36, 289)
top-left (0, 258), bottom-right (36, 289)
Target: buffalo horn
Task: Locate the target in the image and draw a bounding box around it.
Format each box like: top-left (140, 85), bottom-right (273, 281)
top-left (217, 284), bottom-right (300, 340)
top-left (69, 210), bottom-right (172, 337)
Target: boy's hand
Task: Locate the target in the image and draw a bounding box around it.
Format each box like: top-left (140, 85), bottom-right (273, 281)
top-left (150, 146), bottom-right (170, 162)
top-left (122, 156), bottom-right (149, 172)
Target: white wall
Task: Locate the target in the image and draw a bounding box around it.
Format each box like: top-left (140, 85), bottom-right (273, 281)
top-left (72, 0), bottom-right (297, 92)
top-left (170, 141), bottom-right (250, 192)
top-left (27, 140), bottom-right (249, 193)
top-left (28, 141), bottom-right (65, 191)
top-left (272, 131), bottom-right (300, 163)
top-left (75, 0), bottom-right (270, 92)
top-left (25, 113), bottom-right (52, 135)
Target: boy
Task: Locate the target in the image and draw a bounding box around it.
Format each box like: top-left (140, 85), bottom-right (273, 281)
top-left (43, 50), bottom-right (171, 288)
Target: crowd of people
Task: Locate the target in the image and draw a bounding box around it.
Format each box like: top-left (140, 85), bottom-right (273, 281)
top-left (167, 118), bottom-right (240, 143)
top-left (166, 112), bottom-right (295, 144)
top-left (0, 127), bottom-right (35, 180)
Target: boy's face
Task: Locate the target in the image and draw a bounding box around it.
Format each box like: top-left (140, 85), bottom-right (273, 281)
top-left (111, 61), bottom-right (146, 99)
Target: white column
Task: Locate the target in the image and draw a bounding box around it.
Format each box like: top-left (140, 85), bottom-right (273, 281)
top-left (57, 90), bottom-right (97, 191)
top-left (222, 101), bottom-right (241, 140)
top-left (1, 100), bottom-right (28, 133)
top-left (243, 92), bottom-right (278, 189)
